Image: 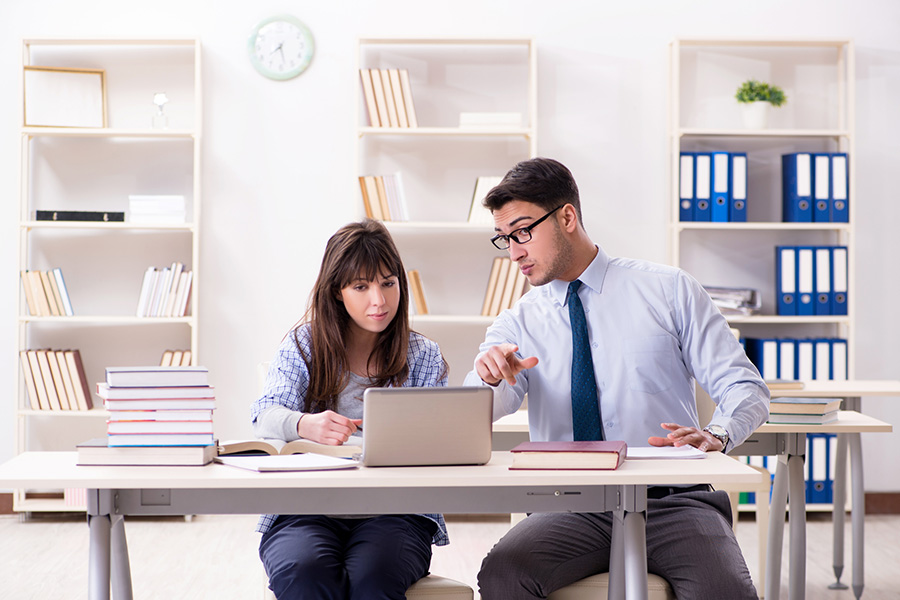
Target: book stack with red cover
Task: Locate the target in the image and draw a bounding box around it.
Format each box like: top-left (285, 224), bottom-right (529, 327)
top-left (96, 366), bottom-right (215, 447)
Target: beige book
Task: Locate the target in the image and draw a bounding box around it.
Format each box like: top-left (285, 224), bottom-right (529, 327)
top-left (45, 270), bottom-right (66, 316)
top-left (26, 350), bottom-right (51, 410)
top-left (398, 69), bottom-right (418, 127)
top-left (358, 176), bottom-right (374, 218)
top-left (379, 69), bottom-right (399, 127)
top-left (35, 350), bottom-right (62, 410)
top-left (374, 176), bottom-right (391, 221)
top-left (172, 350), bottom-right (184, 366)
top-left (498, 259), bottom-right (521, 312)
top-left (45, 348), bottom-right (71, 410)
top-left (20, 271), bottom-right (39, 316)
top-left (39, 271), bottom-right (61, 316)
top-left (160, 349), bottom-right (175, 366)
top-left (20, 351), bottom-right (41, 410)
top-left (359, 69), bottom-right (381, 127)
top-left (55, 350), bottom-right (79, 410)
top-left (507, 266), bottom-right (529, 309)
top-left (489, 258), bottom-right (512, 317)
top-left (368, 68), bottom-right (391, 128)
top-left (180, 349), bottom-right (193, 366)
top-left (362, 176), bottom-right (384, 220)
top-left (407, 270), bottom-right (428, 315)
top-left (64, 349), bottom-right (93, 410)
top-left (481, 257), bottom-right (504, 316)
top-left (388, 69), bottom-right (408, 127)
top-left (28, 271), bottom-right (52, 316)
top-left (176, 271), bottom-right (193, 317)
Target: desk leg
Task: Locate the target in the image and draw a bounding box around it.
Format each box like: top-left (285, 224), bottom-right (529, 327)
top-left (766, 456), bottom-right (789, 600)
top-left (787, 453), bottom-right (807, 600)
top-left (830, 433), bottom-right (849, 589)
top-left (609, 511), bottom-right (625, 600)
top-left (87, 490), bottom-right (111, 600)
top-left (110, 514), bottom-right (134, 600)
top-left (621, 485), bottom-right (649, 600)
top-left (849, 433), bottom-right (865, 600)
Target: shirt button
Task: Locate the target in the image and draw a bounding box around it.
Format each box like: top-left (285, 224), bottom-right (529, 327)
top-left (592, 342), bottom-right (598, 349)
top-left (605, 422), bottom-right (614, 429)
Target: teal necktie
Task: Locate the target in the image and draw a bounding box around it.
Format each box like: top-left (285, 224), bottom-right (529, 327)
top-left (568, 280), bottom-right (603, 441)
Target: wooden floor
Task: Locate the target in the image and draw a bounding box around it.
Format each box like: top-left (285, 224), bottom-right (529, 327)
top-left (1, 511), bottom-right (899, 599)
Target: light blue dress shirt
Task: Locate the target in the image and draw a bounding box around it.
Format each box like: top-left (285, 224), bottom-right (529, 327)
top-left (464, 246), bottom-right (769, 450)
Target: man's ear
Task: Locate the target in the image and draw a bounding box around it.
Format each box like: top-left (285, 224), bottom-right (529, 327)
top-left (559, 204), bottom-right (580, 233)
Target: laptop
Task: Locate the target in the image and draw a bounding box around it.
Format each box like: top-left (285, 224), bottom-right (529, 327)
top-left (361, 386), bottom-right (493, 467)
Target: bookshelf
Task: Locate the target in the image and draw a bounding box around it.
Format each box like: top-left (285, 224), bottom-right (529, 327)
top-left (356, 37), bottom-right (537, 384)
top-left (669, 38), bottom-right (855, 512)
top-left (14, 38), bottom-right (202, 512)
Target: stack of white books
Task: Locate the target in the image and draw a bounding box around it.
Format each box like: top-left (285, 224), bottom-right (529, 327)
top-left (96, 366), bottom-right (216, 448)
top-left (136, 262), bottom-right (193, 317)
top-left (127, 195), bottom-right (186, 224)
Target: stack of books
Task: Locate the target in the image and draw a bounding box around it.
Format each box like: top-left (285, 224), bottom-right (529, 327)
top-left (481, 257), bottom-right (529, 317)
top-left (127, 194), bottom-right (186, 224)
top-left (136, 261), bottom-right (193, 317)
top-left (703, 285), bottom-right (760, 317)
top-left (97, 366), bottom-right (216, 448)
top-left (767, 397), bottom-right (842, 424)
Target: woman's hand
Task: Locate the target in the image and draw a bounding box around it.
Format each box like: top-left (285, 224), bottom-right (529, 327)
top-left (297, 410), bottom-right (362, 445)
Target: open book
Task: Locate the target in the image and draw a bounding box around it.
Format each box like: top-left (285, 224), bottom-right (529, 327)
top-left (218, 437), bottom-right (362, 460)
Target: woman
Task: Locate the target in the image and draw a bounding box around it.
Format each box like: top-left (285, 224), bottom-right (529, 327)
top-left (251, 219), bottom-right (449, 600)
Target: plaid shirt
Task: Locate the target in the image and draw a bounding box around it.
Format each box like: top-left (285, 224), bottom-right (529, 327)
top-left (253, 325), bottom-right (450, 546)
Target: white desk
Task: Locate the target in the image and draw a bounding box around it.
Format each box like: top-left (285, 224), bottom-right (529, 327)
top-left (0, 450), bottom-right (760, 600)
top-left (494, 407), bottom-right (893, 600)
top-left (767, 380), bottom-right (900, 599)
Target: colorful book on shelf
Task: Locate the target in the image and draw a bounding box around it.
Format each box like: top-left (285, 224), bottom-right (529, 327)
top-left (768, 397), bottom-right (842, 415)
top-left (105, 366), bottom-right (209, 388)
top-left (76, 438), bottom-right (216, 466)
top-left (407, 269), bottom-right (428, 315)
top-left (35, 210), bottom-right (125, 222)
top-left (509, 440), bottom-right (628, 470)
top-left (218, 437), bottom-right (362, 460)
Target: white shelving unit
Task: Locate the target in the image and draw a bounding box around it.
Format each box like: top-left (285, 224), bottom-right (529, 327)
top-left (356, 37), bottom-right (537, 384)
top-left (669, 38), bottom-right (855, 512)
top-left (15, 38), bottom-right (202, 512)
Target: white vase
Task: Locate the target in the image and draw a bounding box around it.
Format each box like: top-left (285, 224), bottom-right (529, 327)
top-left (741, 102), bottom-right (769, 129)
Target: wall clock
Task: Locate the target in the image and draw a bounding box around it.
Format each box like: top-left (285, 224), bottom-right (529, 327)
top-left (247, 15), bottom-right (315, 80)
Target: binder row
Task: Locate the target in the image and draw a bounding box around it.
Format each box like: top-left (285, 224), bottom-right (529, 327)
top-left (775, 245), bottom-right (848, 316)
top-left (679, 151), bottom-right (747, 222)
top-left (743, 337), bottom-right (847, 381)
top-left (782, 152), bottom-right (849, 222)
top-left (740, 434), bottom-right (837, 506)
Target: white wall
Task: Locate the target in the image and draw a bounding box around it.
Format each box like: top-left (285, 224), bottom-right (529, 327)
top-left (2, 0), bottom-right (900, 491)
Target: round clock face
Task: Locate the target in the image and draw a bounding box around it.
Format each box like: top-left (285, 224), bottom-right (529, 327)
top-left (248, 15), bottom-right (315, 80)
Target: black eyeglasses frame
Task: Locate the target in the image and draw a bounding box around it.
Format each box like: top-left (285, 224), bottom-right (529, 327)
top-left (490, 205), bottom-right (564, 250)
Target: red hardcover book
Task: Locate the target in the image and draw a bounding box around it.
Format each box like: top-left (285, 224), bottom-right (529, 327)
top-left (509, 440), bottom-right (627, 470)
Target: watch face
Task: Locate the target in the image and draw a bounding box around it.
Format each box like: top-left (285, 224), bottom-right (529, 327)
top-left (248, 15), bottom-right (315, 80)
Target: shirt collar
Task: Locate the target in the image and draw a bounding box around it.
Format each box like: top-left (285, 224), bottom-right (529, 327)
top-left (548, 245), bottom-right (611, 306)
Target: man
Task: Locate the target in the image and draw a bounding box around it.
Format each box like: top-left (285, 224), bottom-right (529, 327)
top-left (464, 157), bottom-right (768, 599)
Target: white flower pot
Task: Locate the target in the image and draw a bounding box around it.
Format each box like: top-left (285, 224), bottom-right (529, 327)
top-left (741, 102), bottom-right (769, 129)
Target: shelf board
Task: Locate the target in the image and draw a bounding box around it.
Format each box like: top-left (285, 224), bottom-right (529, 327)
top-left (674, 222), bottom-right (851, 232)
top-left (359, 126), bottom-right (534, 138)
top-left (18, 409), bottom-right (108, 418)
top-left (674, 38), bottom-right (851, 49)
top-left (411, 314), bottom-right (496, 326)
top-left (19, 316), bottom-right (195, 325)
top-left (22, 220), bottom-right (195, 231)
top-left (359, 37), bottom-right (534, 46)
top-left (724, 315), bottom-right (850, 325)
top-left (678, 128), bottom-right (849, 138)
top-left (23, 127), bottom-right (196, 139)
top-left (23, 37), bottom-right (199, 46)
top-left (385, 221), bottom-right (495, 233)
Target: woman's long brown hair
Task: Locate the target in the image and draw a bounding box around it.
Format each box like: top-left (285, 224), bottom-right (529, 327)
top-left (294, 219), bottom-right (411, 413)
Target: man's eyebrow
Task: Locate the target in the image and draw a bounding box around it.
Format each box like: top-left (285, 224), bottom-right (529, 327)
top-left (495, 215), bottom-right (535, 232)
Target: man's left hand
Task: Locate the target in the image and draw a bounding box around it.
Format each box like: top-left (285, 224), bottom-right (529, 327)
top-left (647, 422), bottom-right (723, 453)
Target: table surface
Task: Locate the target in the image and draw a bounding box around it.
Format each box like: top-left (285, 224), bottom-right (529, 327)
top-left (0, 450), bottom-right (763, 490)
top-left (494, 409), bottom-right (893, 435)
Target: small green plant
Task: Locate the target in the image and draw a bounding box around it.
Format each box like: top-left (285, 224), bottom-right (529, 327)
top-left (735, 79), bottom-right (787, 107)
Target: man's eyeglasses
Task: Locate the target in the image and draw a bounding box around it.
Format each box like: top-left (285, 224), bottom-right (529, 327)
top-left (490, 205), bottom-right (563, 250)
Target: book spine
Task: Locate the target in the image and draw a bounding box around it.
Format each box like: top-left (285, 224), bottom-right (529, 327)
top-left (35, 210), bottom-right (125, 222)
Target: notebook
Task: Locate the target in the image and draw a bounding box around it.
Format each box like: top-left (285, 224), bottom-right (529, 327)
top-left (361, 386), bottom-right (493, 467)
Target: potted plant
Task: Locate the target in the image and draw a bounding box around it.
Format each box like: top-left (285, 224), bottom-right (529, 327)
top-left (735, 79), bottom-right (786, 128)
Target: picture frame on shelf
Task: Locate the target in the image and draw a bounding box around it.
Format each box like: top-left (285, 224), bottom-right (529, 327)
top-left (23, 66), bottom-right (107, 128)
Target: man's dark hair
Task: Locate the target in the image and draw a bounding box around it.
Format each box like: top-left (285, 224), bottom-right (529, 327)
top-left (483, 157), bottom-right (582, 223)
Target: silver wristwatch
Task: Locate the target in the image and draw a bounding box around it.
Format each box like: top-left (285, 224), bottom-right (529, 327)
top-left (703, 424), bottom-right (729, 451)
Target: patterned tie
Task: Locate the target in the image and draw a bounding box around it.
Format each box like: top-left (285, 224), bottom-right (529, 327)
top-left (568, 280), bottom-right (604, 441)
